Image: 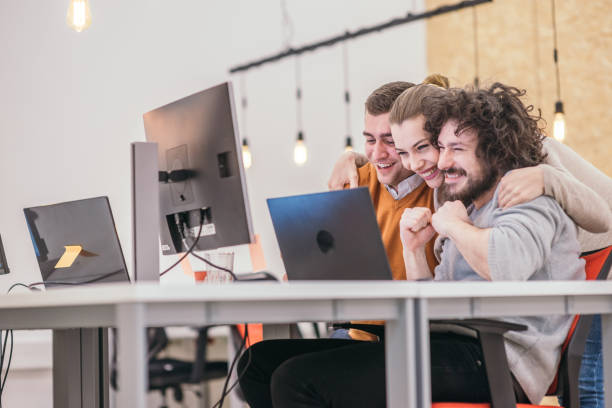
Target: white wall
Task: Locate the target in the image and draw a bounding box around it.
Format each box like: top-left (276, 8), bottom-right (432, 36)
top-left (0, 0), bottom-right (426, 405)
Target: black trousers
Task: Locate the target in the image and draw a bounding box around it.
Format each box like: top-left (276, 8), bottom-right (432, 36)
top-left (238, 332), bottom-right (528, 408)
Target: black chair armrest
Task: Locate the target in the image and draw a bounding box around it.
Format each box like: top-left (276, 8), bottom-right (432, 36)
top-left (147, 328), bottom-right (170, 361)
top-left (432, 318), bottom-right (526, 408)
top-left (431, 318), bottom-right (527, 334)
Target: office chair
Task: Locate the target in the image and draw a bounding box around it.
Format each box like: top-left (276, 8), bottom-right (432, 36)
top-left (111, 326), bottom-right (228, 408)
top-left (431, 245), bottom-right (612, 408)
top-left (332, 246), bottom-right (612, 408)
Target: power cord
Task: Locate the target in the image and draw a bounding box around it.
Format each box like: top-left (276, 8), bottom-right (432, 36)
top-left (211, 324), bottom-right (250, 408)
top-left (190, 252), bottom-right (238, 281)
top-left (0, 269), bottom-right (130, 405)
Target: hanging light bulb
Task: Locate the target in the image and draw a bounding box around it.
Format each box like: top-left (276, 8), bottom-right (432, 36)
top-left (344, 136), bottom-right (353, 152)
top-left (294, 132), bottom-right (307, 166)
top-left (551, 0), bottom-right (566, 143)
top-left (242, 139), bottom-right (252, 169)
top-left (553, 101), bottom-right (565, 142)
top-left (66, 0), bottom-right (92, 32)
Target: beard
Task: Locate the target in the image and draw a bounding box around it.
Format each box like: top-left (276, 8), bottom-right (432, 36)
top-left (438, 163), bottom-right (499, 207)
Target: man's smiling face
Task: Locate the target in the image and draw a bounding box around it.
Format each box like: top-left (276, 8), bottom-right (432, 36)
top-left (436, 119), bottom-right (499, 207)
top-left (363, 111), bottom-right (413, 191)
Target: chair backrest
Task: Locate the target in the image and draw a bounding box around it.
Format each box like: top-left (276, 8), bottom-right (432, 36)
top-left (547, 246), bottom-right (612, 408)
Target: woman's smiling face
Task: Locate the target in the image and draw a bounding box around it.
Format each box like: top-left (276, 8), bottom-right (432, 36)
top-left (391, 114), bottom-right (444, 189)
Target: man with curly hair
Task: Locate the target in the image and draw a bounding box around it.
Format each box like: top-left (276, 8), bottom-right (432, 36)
top-left (399, 83), bottom-right (585, 404)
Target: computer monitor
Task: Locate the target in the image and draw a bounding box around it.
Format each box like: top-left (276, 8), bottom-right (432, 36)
top-left (23, 196), bottom-right (130, 286)
top-left (0, 234), bottom-right (9, 275)
top-left (143, 82), bottom-right (254, 255)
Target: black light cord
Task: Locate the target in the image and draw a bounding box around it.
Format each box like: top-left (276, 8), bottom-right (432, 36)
top-left (212, 324), bottom-right (250, 408)
top-left (294, 56), bottom-right (304, 142)
top-left (342, 41), bottom-right (352, 149)
top-left (472, 6), bottom-right (480, 88)
top-left (551, 0), bottom-right (561, 101)
top-left (159, 219), bottom-right (204, 277)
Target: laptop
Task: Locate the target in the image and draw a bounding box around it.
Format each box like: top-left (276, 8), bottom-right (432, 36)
top-left (267, 187), bottom-right (393, 280)
top-left (24, 196), bottom-right (130, 287)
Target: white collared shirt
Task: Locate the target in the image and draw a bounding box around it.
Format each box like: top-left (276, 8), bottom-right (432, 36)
top-left (384, 173), bottom-right (424, 200)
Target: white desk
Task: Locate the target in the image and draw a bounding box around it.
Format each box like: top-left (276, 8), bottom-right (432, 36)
top-left (0, 281), bottom-right (420, 408)
top-left (2, 280), bottom-right (612, 407)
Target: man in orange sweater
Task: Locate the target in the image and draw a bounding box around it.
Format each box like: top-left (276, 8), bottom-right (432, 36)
top-left (328, 81), bottom-right (437, 281)
top-left (327, 81), bottom-right (437, 341)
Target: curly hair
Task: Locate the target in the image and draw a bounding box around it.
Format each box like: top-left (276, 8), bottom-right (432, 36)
top-left (422, 83), bottom-right (547, 174)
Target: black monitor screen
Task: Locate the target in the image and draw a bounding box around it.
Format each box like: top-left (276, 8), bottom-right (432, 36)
top-left (0, 234), bottom-right (8, 275)
top-left (23, 197), bottom-right (130, 286)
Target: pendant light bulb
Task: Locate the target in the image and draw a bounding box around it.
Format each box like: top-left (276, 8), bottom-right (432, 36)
top-left (294, 132), bottom-right (307, 166)
top-left (344, 136), bottom-right (353, 152)
top-left (553, 101), bottom-right (565, 143)
top-left (66, 0), bottom-right (92, 32)
top-left (242, 139), bottom-right (252, 169)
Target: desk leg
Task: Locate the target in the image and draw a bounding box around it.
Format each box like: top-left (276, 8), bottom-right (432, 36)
top-left (385, 299), bottom-right (416, 408)
top-left (116, 304), bottom-right (147, 408)
top-left (53, 328), bottom-right (108, 408)
top-left (414, 299), bottom-right (431, 408)
top-left (603, 313), bottom-right (612, 408)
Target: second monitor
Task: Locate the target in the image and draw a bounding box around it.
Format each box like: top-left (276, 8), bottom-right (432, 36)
top-left (143, 82), bottom-right (254, 255)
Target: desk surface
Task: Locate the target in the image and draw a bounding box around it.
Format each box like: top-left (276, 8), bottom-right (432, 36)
top-left (3, 280), bottom-right (612, 306)
top-left (2, 280), bottom-right (612, 408)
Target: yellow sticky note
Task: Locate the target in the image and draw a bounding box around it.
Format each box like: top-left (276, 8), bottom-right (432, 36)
top-left (55, 245), bottom-right (83, 268)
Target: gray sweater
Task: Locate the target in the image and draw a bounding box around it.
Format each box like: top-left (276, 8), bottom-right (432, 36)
top-left (434, 183), bottom-right (585, 404)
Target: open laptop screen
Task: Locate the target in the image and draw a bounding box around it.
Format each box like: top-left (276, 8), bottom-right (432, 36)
top-left (24, 196), bottom-right (130, 286)
top-left (267, 187), bottom-right (393, 280)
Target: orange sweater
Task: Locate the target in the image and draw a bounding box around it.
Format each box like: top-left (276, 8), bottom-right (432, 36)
top-left (357, 162), bottom-right (437, 279)
top-left (349, 163), bottom-right (437, 340)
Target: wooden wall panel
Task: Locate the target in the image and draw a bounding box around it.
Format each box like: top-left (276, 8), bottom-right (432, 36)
top-left (426, 0), bottom-right (612, 176)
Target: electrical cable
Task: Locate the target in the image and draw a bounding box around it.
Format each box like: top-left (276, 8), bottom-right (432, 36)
top-left (342, 40), bottom-right (352, 151)
top-left (472, 6), bottom-right (480, 88)
top-left (0, 268), bottom-right (131, 403)
top-left (159, 218), bottom-right (204, 277)
top-left (211, 324), bottom-right (250, 408)
top-left (190, 252), bottom-right (238, 281)
top-left (0, 331), bottom-right (12, 397)
top-left (551, 0), bottom-right (561, 101)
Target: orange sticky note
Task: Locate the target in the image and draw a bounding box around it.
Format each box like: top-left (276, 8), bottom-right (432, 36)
top-left (248, 234), bottom-right (266, 272)
top-left (55, 245), bottom-right (82, 268)
top-left (180, 255), bottom-right (194, 277)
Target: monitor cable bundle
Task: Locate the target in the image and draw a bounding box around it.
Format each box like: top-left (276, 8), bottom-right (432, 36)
top-left (159, 214), bottom-right (205, 277)
top-left (160, 209), bottom-right (239, 281)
